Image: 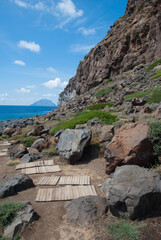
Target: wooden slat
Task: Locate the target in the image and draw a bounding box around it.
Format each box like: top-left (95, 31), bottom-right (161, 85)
top-left (36, 185), bottom-right (97, 202)
top-left (16, 160), bottom-right (54, 170)
top-left (59, 176), bottom-right (90, 185)
top-left (0, 152), bottom-right (7, 157)
top-left (37, 176), bottom-right (60, 186)
top-left (0, 142), bottom-right (11, 146)
top-left (22, 165), bottom-right (61, 175)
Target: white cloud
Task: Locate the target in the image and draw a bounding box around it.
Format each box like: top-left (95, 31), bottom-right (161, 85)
top-left (78, 27), bottom-right (96, 36)
top-left (14, 60), bottom-right (26, 66)
top-left (13, 0), bottom-right (83, 28)
top-left (14, 0), bottom-right (27, 8)
top-left (57, 0), bottom-right (83, 18)
top-left (43, 93), bottom-right (57, 97)
top-left (18, 40), bottom-right (40, 53)
top-left (0, 93), bottom-right (8, 97)
top-left (43, 78), bottom-right (68, 89)
top-left (26, 85), bottom-right (36, 89)
top-left (47, 67), bottom-right (56, 73)
top-left (16, 88), bottom-right (30, 94)
top-left (70, 44), bottom-right (94, 54)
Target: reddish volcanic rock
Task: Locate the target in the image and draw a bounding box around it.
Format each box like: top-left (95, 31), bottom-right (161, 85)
top-left (104, 122), bottom-right (155, 174)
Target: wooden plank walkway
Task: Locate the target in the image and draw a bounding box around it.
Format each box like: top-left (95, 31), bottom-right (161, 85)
top-left (0, 142), bottom-right (11, 146)
top-left (22, 165), bottom-right (61, 175)
top-left (16, 160), bottom-right (54, 170)
top-left (0, 152), bottom-right (7, 157)
top-left (38, 176), bottom-right (60, 186)
top-left (36, 185), bottom-right (97, 202)
top-left (59, 176), bottom-right (90, 185)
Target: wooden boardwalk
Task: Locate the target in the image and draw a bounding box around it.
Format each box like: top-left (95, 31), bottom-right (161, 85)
top-left (22, 165), bottom-right (61, 175)
top-left (0, 142), bottom-right (11, 146)
top-left (16, 160), bottom-right (54, 170)
top-left (59, 176), bottom-right (90, 185)
top-left (0, 152), bottom-right (7, 157)
top-left (36, 185), bottom-right (97, 202)
top-left (38, 176), bottom-right (60, 186)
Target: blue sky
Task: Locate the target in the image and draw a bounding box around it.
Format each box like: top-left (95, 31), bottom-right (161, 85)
top-left (0, 0), bottom-right (128, 105)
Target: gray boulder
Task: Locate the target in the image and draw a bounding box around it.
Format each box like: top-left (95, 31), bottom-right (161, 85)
top-left (103, 165), bottom-right (161, 220)
top-left (66, 196), bottom-right (108, 225)
top-left (31, 138), bottom-right (45, 151)
top-left (3, 202), bottom-right (39, 239)
top-left (20, 154), bottom-right (40, 163)
top-left (8, 144), bottom-right (28, 159)
top-left (0, 173), bottom-right (34, 198)
top-left (57, 129), bottom-right (91, 163)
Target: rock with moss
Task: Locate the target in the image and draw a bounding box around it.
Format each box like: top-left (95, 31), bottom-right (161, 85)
top-left (3, 202), bottom-right (39, 240)
top-left (57, 129), bottom-right (91, 164)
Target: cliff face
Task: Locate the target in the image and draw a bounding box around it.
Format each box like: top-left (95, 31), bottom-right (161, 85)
top-left (58, 0), bottom-right (161, 107)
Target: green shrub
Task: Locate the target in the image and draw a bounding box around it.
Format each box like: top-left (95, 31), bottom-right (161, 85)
top-left (106, 78), bottom-right (113, 84)
top-left (42, 148), bottom-right (58, 156)
top-left (107, 220), bottom-right (145, 240)
top-left (0, 202), bottom-right (25, 227)
top-left (147, 87), bottom-right (161, 103)
top-left (50, 111), bottom-right (117, 135)
top-left (93, 88), bottom-right (113, 98)
top-left (148, 121), bottom-right (161, 156)
top-left (125, 91), bottom-right (149, 100)
top-left (147, 59), bottom-right (161, 71)
top-left (7, 162), bottom-right (19, 167)
top-left (151, 70), bottom-right (161, 79)
top-left (85, 102), bottom-right (114, 111)
top-left (9, 136), bottom-right (36, 147)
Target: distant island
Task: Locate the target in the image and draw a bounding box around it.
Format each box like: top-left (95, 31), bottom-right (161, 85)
top-left (30, 99), bottom-right (57, 107)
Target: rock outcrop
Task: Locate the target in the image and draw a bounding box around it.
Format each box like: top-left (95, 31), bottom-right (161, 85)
top-left (3, 202), bottom-right (39, 239)
top-left (58, 0), bottom-right (161, 107)
top-left (57, 129), bottom-right (91, 163)
top-left (104, 122), bottom-right (155, 174)
top-left (66, 196), bottom-right (108, 225)
top-left (103, 165), bottom-right (161, 220)
top-left (0, 174), bottom-right (34, 198)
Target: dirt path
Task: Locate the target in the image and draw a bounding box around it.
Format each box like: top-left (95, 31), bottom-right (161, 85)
top-left (0, 141), bottom-right (107, 240)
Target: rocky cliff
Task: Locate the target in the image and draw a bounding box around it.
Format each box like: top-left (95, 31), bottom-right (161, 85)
top-left (58, 0), bottom-right (161, 107)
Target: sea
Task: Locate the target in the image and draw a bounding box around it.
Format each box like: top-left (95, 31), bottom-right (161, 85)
top-left (0, 105), bottom-right (56, 122)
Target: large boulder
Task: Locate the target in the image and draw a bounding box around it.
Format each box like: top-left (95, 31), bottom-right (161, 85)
top-left (31, 138), bottom-right (45, 152)
top-left (66, 196), bottom-right (108, 225)
top-left (8, 144), bottom-right (28, 159)
top-left (32, 124), bottom-right (44, 136)
top-left (3, 202), bottom-right (39, 239)
top-left (57, 129), bottom-right (91, 163)
top-left (103, 165), bottom-right (161, 220)
top-left (2, 127), bottom-right (15, 137)
top-left (104, 122), bottom-right (155, 174)
top-left (0, 173), bottom-right (34, 198)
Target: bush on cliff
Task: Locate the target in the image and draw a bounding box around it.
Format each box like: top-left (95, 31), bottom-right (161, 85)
top-left (50, 111), bottom-right (117, 135)
top-left (148, 121), bottom-right (161, 156)
top-left (147, 59), bottom-right (161, 71)
top-left (85, 102), bottom-right (114, 111)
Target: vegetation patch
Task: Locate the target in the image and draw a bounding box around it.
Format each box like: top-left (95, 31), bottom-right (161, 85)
top-left (148, 87), bottom-right (161, 103)
top-left (85, 102), bottom-right (114, 111)
top-left (147, 59), bottom-right (161, 71)
top-left (42, 148), bottom-right (58, 156)
top-left (148, 121), bottom-right (161, 156)
top-left (50, 111), bottom-right (117, 135)
top-left (7, 162), bottom-right (19, 167)
top-left (107, 220), bottom-right (145, 240)
top-left (151, 70), bottom-right (161, 79)
top-left (9, 136), bottom-right (36, 147)
top-left (0, 136), bottom-right (7, 141)
top-left (93, 88), bottom-right (113, 98)
top-left (0, 202), bottom-right (25, 227)
top-left (106, 78), bottom-right (113, 85)
top-left (125, 91), bottom-right (149, 100)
